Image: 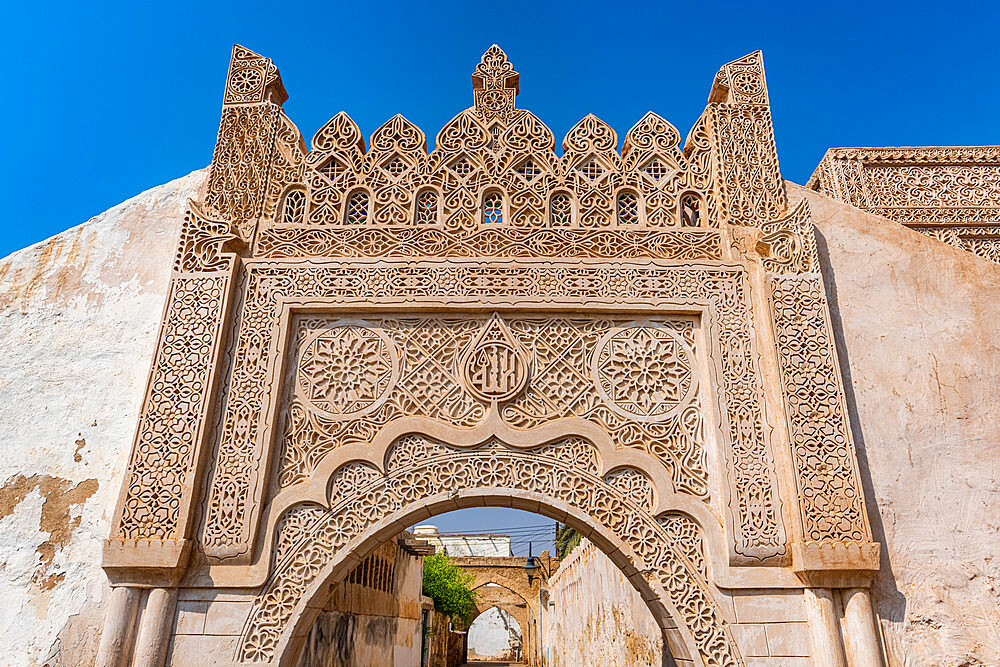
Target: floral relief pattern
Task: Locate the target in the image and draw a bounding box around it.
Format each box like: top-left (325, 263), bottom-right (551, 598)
top-left (593, 325), bottom-right (697, 422)
top-left (238, 436), bottom-right (738, 667)
top-left (277, 314), bottom-right (707, 499)
top-left (296, 324), bottom-right (399, 419)
top-left (114, 275), bottom-right (231, 540)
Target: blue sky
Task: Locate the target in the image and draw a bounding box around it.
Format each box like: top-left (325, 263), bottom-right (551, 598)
top-left (3, 1), bottom-right (999, 258)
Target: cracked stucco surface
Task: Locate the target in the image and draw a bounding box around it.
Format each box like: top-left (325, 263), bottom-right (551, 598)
top-left (0, 170), bottom-right (203, 665)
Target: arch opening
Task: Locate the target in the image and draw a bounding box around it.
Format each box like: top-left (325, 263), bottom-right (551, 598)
top-left (238, 430), bottom-right (738, 666)
top-left (467, 603), bottom-right (524, 664)
top-left (246, 485), bottom-right (733, 666)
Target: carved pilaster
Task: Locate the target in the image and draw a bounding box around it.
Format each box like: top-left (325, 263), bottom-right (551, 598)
top-left (757, 200), bottom-right (879, 586)
top-left (104, 205), bottom-right (240, 584)
top-left (702, 52), bottom-right (787, 226)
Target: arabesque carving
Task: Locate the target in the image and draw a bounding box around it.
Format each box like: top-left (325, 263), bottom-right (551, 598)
top-left (810, 145), bottom-right (1000, 262)
top-left (240, 436), bottom-right (738, 665)
top-left (102, 43), bottom-right (885, 667)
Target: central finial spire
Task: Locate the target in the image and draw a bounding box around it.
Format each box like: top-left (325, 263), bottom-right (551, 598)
top-left (472, 45), bottom-right (520, 125)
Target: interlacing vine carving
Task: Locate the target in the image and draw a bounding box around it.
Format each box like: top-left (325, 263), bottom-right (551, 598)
top-left (115, 274), bottom-right (231, 540)
top-left (759, 200), bottom-right (869, 545)
top-left (238, 436), bottom-right (739, 666)
top-left (277, 314), bottom-right (706, 496)
top-left (770, 276), bottom-right (866, 542)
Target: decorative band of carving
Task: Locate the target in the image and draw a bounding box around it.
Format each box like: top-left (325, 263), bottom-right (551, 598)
top-left (113, 272), bottom-right (233, 541)
top-left (770, 275), bottom-right (868, 543)
top-left (810, 147), bottom-right (1000, 262)
top-left (253, 227), bottom-right (724, 260)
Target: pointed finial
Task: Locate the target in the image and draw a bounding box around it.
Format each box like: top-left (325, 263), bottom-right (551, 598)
top-left (708, 51), bottom-right (767, 106)
top-left (224, 44), bottom-right (287, 106)
top-left (471, 45), bottom-right (520, 125)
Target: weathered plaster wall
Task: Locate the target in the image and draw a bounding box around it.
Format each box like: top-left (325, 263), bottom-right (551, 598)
top-left (791, 183), bottom-right (1000, 667)
top-left (0, 171), bottom-right (204, 666)
top-left (295, 540), bottom-right (425, 667)
top-left (467, 606), bottom-right (521, 661)
top-left (546, 540), bottom-right (664, 667)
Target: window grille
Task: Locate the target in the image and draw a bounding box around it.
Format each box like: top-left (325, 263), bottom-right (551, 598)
top-left (550, 193), bottom-right (572, 227)
top-left (345, 190), bottom-right (370, 224)
top-left (281, 189), bottom-right (305, 225)
top-left (617, 191), bottom-right (640, 225)
top-left (483, 191), bottom-right (504, 224)
top-left (680, 193), bottom-right (704, 227)
top-left (415, 190), bottom-right (439, 224)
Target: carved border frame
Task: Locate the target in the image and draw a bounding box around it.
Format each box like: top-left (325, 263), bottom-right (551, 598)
top-left (194, 258), bottom-right (790, 570)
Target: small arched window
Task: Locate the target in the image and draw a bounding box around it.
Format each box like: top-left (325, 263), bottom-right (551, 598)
top-left (549, 192), bottom-right (573, 227)
top-left (345, 190), bottom-right (370, 225)
top-left (680, 192), bottom-right (704, 227)
top-left (482, 191), bottom-right (504, 225)
top-left (415, 189), bottom-right (439, 225)
top-left (281, 188), bottom-right (305, 225)
top-left (616, 191), bottom-right (640, 225)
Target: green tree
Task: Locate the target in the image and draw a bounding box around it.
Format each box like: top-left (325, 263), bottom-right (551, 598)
top-left (555, 523), bottom-right (581, 558)
top-left (422, 552), bottom-right (478, 625)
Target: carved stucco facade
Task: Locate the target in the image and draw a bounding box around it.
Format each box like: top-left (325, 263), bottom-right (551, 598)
top-left (90, 44), bottom-right (884, 667)
top-left (0, 43), bottom-right (995, 667)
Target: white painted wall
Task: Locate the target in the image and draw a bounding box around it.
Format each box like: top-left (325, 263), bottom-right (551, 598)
top-left (546, 540), bottom-right (663, 667)
top-left (0, 171), bottom-right (203, 666)
top-left (467, 606), bottom-right (521, 662)
top-left (412, 525), bottom-right (513, 556)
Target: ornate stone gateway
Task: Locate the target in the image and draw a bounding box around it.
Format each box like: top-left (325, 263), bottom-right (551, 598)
top-left (97, 45), bottom-right (884, 666)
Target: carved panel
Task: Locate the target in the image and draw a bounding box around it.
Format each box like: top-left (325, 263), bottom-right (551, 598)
top-left (710, 105), bottom-right (786, 226)
top-left (770, 275), bottom-right (866, 542)
top-left (203, 104), bottom-right (279, 239)
top-left (275, 313), bottom-right (706, 497)
top-left (114, 271), bottom-right (233, 540)
top-left (198, 261), bottom-right (785, 564)
top-left (758, 201), bottom-right (872, 552)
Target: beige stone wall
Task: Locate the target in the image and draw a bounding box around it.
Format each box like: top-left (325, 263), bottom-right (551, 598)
top-left (0, 171), bottom-right (203, 666)
top-left (546, 540), bottom-right (664, 667)
top-left (296, 542), bottom-right (425, 667)
top-left (791, 182), bottom-right (1000, 666)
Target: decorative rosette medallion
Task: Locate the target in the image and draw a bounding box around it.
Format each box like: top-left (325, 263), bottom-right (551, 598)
top-left (297, 321), bottom-right (401, 419)
top-left (592, 323), bottom-right (698, 423)
top-left (458, 313), bottom-right (530, 403)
